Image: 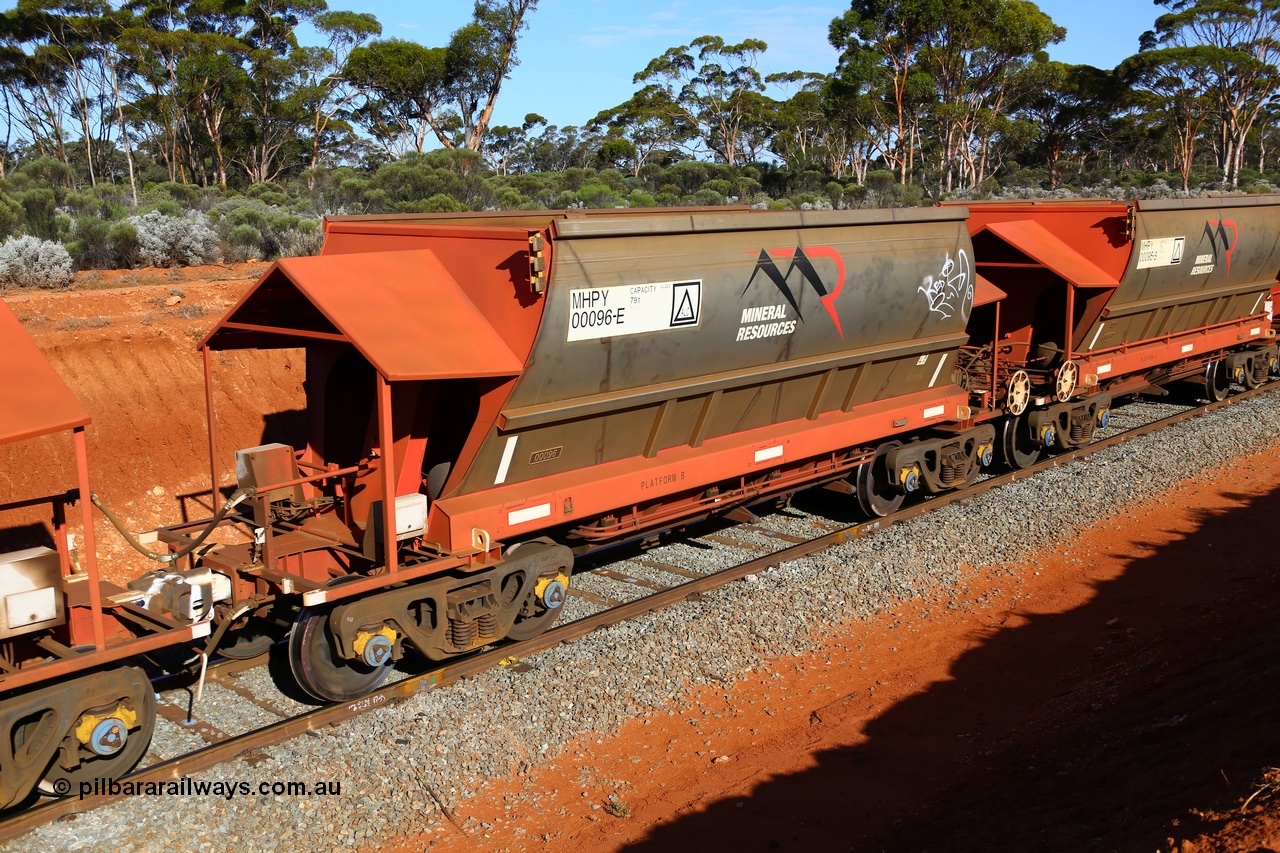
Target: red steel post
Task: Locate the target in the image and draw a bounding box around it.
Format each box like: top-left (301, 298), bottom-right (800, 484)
top-left (376, 374), bottom-right (398, 573)
top-left (73, 426), bottom-right (106, 650)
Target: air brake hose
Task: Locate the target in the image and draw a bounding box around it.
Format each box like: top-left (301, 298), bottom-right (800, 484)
top-left (90, 489), bottom-right (251, 564)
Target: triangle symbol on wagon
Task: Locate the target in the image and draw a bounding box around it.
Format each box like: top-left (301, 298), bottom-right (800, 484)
top-left (673, 290), bottom-right (696, 323)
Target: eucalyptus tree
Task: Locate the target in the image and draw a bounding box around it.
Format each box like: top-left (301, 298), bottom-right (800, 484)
top-left (345, 38), bottom-right (447, 156)
top-left (829, 0), bottom-right (937, 183)
top-left (344, 1), bottom-right (537, 154)
top-left (917, 0), bottom-right (1063, 193)
top-left (820, 71), bottom-right (885, 182)
top-left (591, 86), bottom-right (697, 176)
top-left (1142, 0), bottom-right (1280, 187)
top-left (201, 0), bottom-right (327, 183)
top-left (0, 1), bottom-right (111, 173)
top-left (296, 10), bottom-right (380, 181)
top-left (765, 71), bottom-right (827, 169)
top-left (447, 0), bottom-right (538, 151)
top-left (632, 35), bottom-right (770, 166)
top-left (1016, 61), bottom-right (1116, 188)
top-left (1121, 46), bottom-right (1214, 190)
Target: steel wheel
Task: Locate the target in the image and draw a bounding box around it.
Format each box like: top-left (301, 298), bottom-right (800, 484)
top-left (1000, 415), bottom-right (1041, 470)
top-left (1205, 360), bottom-right (1231, 402)
top-left (504, 541), bottom-right (571, 642)
top-left (40, 668), bottom-right (156, 796)
top-left (856, 441), bottom-right (905, 518)
top-left (506, 572), bottom-right (569, 641)
top-left (289, 581), bottom-right (392, 703)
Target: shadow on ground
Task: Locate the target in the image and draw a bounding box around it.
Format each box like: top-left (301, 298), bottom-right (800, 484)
top-left (622, 483), bottom-right (1280, 853)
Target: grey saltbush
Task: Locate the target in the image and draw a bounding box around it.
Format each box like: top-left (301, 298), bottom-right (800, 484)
top-left (127, 210), bottom-right (221, 267)
top-left (0, 235), bottom-right (75, 289)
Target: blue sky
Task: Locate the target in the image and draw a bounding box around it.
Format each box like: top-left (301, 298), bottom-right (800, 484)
top-left (322, 0), bottom-right (1164, 130)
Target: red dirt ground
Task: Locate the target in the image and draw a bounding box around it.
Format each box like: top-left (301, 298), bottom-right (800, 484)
top-left (4, 268), bottom-right (1280, 852)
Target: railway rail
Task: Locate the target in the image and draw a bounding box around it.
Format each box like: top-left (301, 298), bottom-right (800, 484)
top-left (3, 380), bottom-right (1272, 844)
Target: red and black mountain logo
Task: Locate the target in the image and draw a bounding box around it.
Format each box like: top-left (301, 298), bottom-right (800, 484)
top-left (741, 246), bottom-right (846, 337)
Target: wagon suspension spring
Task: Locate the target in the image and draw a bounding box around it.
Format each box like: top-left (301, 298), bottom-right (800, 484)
top-left (1069, 418), bottom-right (1095, 444)
top-left (450, 618), bottom-right (477, 649)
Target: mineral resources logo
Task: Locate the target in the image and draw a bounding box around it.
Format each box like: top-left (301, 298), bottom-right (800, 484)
top-left (737, 246), bottom-right (846, 341)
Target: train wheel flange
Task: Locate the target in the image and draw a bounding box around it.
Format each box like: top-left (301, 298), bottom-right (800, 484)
top-left (856, 441), bottom-right (906, 518)
top-left (1055, 361), bottom-right (1078, 403)
top-left (289, 578), bottom-right (393, 703)
top-left (1006, 370), bottom-right (1031, 416)
top-left (1000, 415), bottom-right (1041, 470)
top-left (1205, 360), bottom-right (1231, 402)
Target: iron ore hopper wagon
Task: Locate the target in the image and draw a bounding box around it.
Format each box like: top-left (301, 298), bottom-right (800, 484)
top-left (189, 206), bottom-right (993, 702)
top-left (954, 197), bottom-right (1280, 467)
top-left (1, 199), bottom-right (1278, 810)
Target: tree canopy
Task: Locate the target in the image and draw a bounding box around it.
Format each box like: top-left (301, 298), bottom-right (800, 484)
top-left (1, 0), bottom-right (1280, 278)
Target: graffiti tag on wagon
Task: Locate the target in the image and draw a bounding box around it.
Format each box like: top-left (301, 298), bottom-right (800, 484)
top-left (919, 249), bottom-right (973, 321)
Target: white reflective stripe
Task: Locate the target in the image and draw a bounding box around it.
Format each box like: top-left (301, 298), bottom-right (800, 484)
top-left (495, 435), bottom-right (518, 484)
top-left (923, 405), bottom-right (945, 419)
top-left (1097, 363), bottom-right (1112, 375)
top-left (1181, 343), bottom-right (1194, 353)
top-left (1252, 293), bottom-right (1265, 314)
top-left (191, 620), bottom-right (212, 639)
top-left (754, 445), bottom-right (784, 462)
top-left (1087, 323), bottom-right (1105, 350)
top-left (928, 354), bottom-right (947, 388)
top-left (1251, 327), bottom-right (1262, 336)
top-left (508, 503), bottom-right (552, 526)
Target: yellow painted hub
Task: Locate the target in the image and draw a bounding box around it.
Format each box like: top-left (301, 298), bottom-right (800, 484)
top-left (353, 625), bottom-right (397, 658)
top-left (74, 703), bottom-right (137, 745)
top-left (534, 570), bottom-right (570, 602)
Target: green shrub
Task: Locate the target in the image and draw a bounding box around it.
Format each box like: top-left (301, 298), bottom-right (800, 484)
top-left (575, 182), bottom-right (622, 207)
top-left (396, 193), bottom-right (470, 213)
top-left (226, 223), bottom-right (264, 262)
top-left (692, 188), bottom-right (725, 206)
top-left (865, 170), bottom-right (895, 195)
top-left (66, 216), bottom-right (112, 268)
top-left (107, 222), bottom-right (139, 266)
top-left (0, 191), bottom-right (24, 237)
top-left (627, 190), bottom-right (657, 208)
top-left (16, 187), bottom-right (58, 239)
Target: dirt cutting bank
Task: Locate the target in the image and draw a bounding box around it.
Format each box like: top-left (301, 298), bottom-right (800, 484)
top-left (0, 265), bottom-right (303, 582)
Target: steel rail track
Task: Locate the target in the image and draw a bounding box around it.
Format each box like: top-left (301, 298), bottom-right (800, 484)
top-left (3, 382), bottom-right (1275, 842)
